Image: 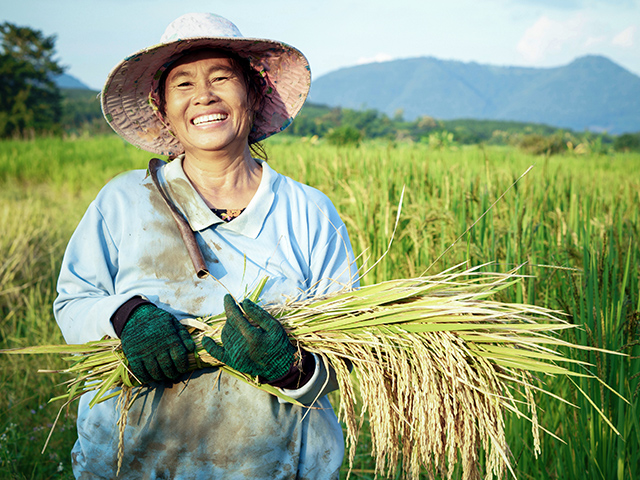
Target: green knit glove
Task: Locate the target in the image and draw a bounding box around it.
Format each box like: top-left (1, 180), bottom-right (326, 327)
top-left (202, 295), bottom-right (296, 381)
top-left (120, 304), bottom-right (196, 384)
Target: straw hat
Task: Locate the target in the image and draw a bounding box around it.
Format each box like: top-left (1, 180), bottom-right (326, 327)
top-left (101, 13), bottom-right (311, 156)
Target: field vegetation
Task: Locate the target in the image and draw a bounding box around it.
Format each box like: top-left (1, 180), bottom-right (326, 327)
top-left (0, 134), bottom-right (638, 479)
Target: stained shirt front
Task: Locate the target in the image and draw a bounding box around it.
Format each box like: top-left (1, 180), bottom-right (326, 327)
top-left (54, 157), bottom-right (359, 479)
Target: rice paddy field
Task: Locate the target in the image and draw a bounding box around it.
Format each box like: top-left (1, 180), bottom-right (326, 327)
top-left (0, 134), bottom-right (638, 479)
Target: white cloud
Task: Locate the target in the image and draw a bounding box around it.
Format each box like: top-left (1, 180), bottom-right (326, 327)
top-left (516, 13), bottom-right (639, 64)
top-left (356, 53), bottom-right (394, 65)
top-left (584, 35), bottom-right (607, 47)
top-left (509, 0), bottom-right (638, 9)
top-left (612, 25), bottom-right (636, 47)
top-left (517, 14), bottom-right (589, 63)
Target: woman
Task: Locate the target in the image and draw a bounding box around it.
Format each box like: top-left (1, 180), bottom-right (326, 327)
top-left (54, 13), bottom-right (359, 479)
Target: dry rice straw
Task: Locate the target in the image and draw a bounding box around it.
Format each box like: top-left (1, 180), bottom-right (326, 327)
top-left (2, 263), bottom-right (621, 480)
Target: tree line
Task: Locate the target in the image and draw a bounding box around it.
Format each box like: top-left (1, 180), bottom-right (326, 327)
top-left (0, 22), bottom-right (63, 137)
top-left (282, 103), bottom-right (640, 154)
top-left (2, 23), bottom-right (639, 154)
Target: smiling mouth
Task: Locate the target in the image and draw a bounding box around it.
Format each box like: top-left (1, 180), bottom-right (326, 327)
top-left (192, 113), bottom-right (228, 126)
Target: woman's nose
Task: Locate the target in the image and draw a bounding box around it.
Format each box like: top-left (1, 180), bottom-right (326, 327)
top-left (194, 82), bottom-right (218, 104)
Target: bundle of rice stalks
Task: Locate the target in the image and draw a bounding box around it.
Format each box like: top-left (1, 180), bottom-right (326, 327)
top-left (2, 264), bottom-right (617, 480)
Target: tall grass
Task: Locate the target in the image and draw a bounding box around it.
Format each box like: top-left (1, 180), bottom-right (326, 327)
top-left (266, 138), bottom-right (640, 478)
top-left (0, 137), bottom-right (150, 479)
top-left (0, 134), bottom-right (638, 478)
top-left (0, 199), bottom-right (76, 479)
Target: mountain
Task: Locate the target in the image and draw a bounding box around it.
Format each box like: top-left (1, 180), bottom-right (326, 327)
top-left (308, 55), bottom-right (640, 134)
top-left (53, 73), bottom-right (91, 90)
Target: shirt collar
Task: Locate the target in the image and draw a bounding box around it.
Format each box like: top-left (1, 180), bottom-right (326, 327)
top-left (160, 156), bottom-right (276, 239)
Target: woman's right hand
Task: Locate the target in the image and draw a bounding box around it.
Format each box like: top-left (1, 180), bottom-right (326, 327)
top-left (120, 304), bottom-right (196, 383)
top-left (202, 294), bottom-right (297, 381)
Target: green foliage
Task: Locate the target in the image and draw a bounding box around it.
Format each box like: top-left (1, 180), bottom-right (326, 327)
top-left (286, 105), bottom-right (397, 140)
top-left (60, 88), bottom-right (110, 136)
top-left (326, 125), bottom-right (364, 146)
top-left (281, 102), bottom-right (623, 156)
top-left (614, 132), bottom-right (640, 152)
top-left (0, 22), bottom-right (64, 138)
top-left (516, 133), bottom-right (569, 155)
top-left (420, 130), bottom-right (457, 150)
top-left (442, 118), bottom-right (559, 145)
top-left (550, 237), bottom-right (638, 480)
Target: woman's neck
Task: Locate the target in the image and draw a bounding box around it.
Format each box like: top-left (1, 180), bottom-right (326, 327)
top-left (181, 145), bottom-right (262, 210)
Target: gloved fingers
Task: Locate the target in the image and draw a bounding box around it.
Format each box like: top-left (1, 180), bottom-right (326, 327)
top-left (127, 358), bottom-right (152, 385)
top-left (223, 293), bottom-right (241, 316)
top-left (144, 357), bottom-right (167, 383)
top-left (241, 298), bottom-right (284, 337)
top-left (223, 295), bottom-right (260, 342)
top-left (202, 335), bottom-right (226, 362)
top-left (174, 321), bottom-right (196, 352)
top-left (169, 344), bottom-right (191, 374)
top-left (156, 351), bottom-right (181, 381)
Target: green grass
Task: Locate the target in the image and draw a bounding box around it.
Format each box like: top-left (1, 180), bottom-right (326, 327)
top-left (0, 134), bottom-right (638, 479)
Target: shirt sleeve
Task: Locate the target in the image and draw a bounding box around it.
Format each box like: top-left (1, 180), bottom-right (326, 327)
top-left (53, 202), bottom-right (135, 344)
top-left (278, 353), bottom-right (340, 405)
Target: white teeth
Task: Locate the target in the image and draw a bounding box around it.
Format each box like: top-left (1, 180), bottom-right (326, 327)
top-left (193, 114), bottom-right (227, 125)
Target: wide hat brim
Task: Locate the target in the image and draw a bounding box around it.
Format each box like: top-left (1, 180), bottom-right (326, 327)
top-left (101, 36), bottom-right (311, 156)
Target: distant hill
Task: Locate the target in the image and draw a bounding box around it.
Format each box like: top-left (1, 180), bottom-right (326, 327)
top-left (309, 55), bottom-right (640, 134)
top-left (53, 73), bottom-right (91, 90)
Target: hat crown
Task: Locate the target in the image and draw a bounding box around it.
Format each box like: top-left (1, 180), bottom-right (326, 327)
top-left (160, 13), bottom-right (243, 43)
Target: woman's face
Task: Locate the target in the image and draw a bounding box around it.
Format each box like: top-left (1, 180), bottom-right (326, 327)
top-left (162, 50), bottom-right (253, 157)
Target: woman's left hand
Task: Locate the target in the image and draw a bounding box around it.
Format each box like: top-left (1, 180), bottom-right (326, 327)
top-left (202, 295), bottom-right (297, 381)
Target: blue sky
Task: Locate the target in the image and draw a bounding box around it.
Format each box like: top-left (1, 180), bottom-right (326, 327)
top-left (3, 0), bottom-right (639, 90)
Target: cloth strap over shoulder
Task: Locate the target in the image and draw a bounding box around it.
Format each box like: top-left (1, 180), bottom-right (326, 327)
top-left (148, 158), bottom-right (209, 279)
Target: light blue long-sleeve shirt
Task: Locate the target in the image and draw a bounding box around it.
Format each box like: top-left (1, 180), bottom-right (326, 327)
top-left (54, 157), bottom-right (359, 479)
